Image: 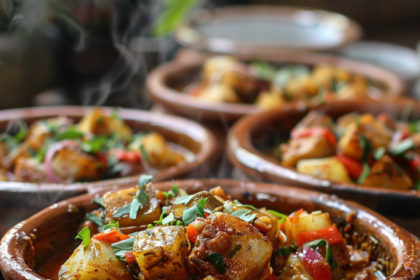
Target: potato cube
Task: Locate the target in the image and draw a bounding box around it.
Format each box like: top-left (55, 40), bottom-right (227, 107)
top-left (51, 149), bottom-right (104, 182)
top-left (281, 134), bottom-right (336, 167)
top-left (78, 109), bottom-right (131, 140)
top-left (133, 226), bottom-right (190, 280)
top-left (297, 157), bottom-right (351, 183)
top-left (283, 212), bottom-right (333, 245)
top-left (14, 158), bottom-right (46, 183)
top-left (362, 155), bottom-right (412, 190)
top-left (294, 111), bottom-right (333, 130)
top-left (58, 238), bottom-right (134, 280)
top-left (103, 184), bottom-right (161, 227)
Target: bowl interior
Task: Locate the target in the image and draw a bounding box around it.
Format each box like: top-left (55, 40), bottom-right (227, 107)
top-left (2, 179), bottom-right (419, 280)
top-left (229, 98), bottom-right (420, 216)
top-left (0, 107), bottom-right (215, 237)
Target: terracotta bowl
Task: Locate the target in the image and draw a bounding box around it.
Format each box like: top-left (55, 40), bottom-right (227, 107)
top-left (228, 97), bottom-right (420, 217)
top-left (0, 106), bottom-right (216, 237)
top-left (1, 179), bottom-right (420, 279)
top-left (147, 51), bottom-right (406, 124)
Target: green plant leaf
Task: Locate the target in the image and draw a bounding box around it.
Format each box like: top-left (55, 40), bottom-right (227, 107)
top-left (75, 226), bottom-right (90, 249)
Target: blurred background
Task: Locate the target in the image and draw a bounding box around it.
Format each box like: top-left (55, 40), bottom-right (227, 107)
top-left (0, 0), bottom-right (419, 110)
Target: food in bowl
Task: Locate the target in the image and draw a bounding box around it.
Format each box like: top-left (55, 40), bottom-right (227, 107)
top-left (0, 109), bottom-right (185, 184)
top-left (278, 110), bottom-right (420, 190)
top-left (189, 56), bottom-right (369, 110)
top-left (55, 175), bottom-right (383, 280)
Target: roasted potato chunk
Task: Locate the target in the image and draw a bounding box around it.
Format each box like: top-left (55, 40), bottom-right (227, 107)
top-left (133, 226), bottom-right (190, 280)
top-left (103, 184), bottom-right (161, 227)
top-left (281, 134), bottom-right (336, 167)
top-left (14, 158), bottom-right (46, 183)
top-left (197, 84), bottom-right (241, 103)
top-left (51, 149), bottom-right (104, 182)
top-left (78, 109), bottom-right (131, 140)
top-left (58, 238), bottom-right (134, 280)
top-left (294, 111), bottom-right (333, 130)
top-left (8, 132), bottom-right (49, 166)
top-left (254, 90), bottom-right (285, 110)
top-left (362, 155), bottom-right (412, 190)
top-left (137, 133), bottom-right (185, 169)
top-left (189, 213), bottom-right (272, 280)
top-left (283, 212), bottom-right (333, 245)
top-left (297, 157), bottom-right (351, 183)
top-left (173, 191), bottom-right (223, 219)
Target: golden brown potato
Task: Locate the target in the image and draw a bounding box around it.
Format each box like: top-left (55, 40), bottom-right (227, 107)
top-left (203, 56), bottom-right (257, 102)
top-left (197, 84), bottom-right (242, 103)
top-left (103, 184), bottom-right (161, 227)
top-left (254, 90), bottom-right (285, 110)
top-left (362, 155), bottom-right (412, 190)
top-left (283, 212), bottom-right (333, 246)
top-left (0, 168), bottom-right (8, 181)
top-left (8, 132), bottom-right (49, 166)
top-left (284, 76), bottom-right (318, 99)
top-left (78, 109), bottom-right (131, 140)
top-left (296, 157), bottom-right (352, 184)
top-left (51, 149), bottom-right (104, 182)
top-left (0, 142), bottom-right (8, 159)
top-left (294, 111), bottom-right (333, 130)
top-left (59, 238), bottom-right (134, 280)
top-left (138, 133), bottom-right (185, 169)
top-left (133, 226), bottom-right (190, 280)
top-left (189, 213), bottom-right (272, 280)
top-left (14, 158), bottom-right (47, 183)
top-left (173, 191), bottom-right (223, 219)
top-left (281, 134), bottom-right (336, 167)
top-left (338, 115), bottom-right (392, 160)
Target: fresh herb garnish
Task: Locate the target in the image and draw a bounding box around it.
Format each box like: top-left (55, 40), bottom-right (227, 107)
top-left (75, 226), bottom-right (91, 249)
top-left (204, 253), bottom-right (225, 274)
top-left (85, 212), bottom-right (104, 228)
top-left (81, 136), bottom-right (107, 154)
top-left (233, 200), bottom-right (258, 211)
top-left (268, 210), bottom-right (288, 225)
top-left (113, 204), bottom-right (131, 218)
top-left (373, 147), bottom-right (386, 161)
top-left (103, 220), bottom-right (120, 231)
top-left (174, 195), bottom-right (194, 205)
top-left (415, 181), bottom-right (420, 191)
top-left (171, 184), bottom-right (180, 196)
top-left (139, 143), bottom-right (149, 163)
top-left (250, 60), bottom-right (277, 81)
top-left (390, 138), bottom-right (414, 155)
top-left (162, 213), bottom-right (175, 225)
top-left (55, 127), bottom-right (84, 141)
top-left (153, 206), bottom-right (169, 225)
top-left (93, 197), bottom-right (105, 207)
top-left (231, 209), bottom-right (256, 223)
top-left (112, 236), bottom-right (136, 262)
top-left (227, 244), bottom-right (242, 258)
top-left (182, 198), bottom-right (207, 225)
top-left (357, 134), bottom-right (373, 184)
top-left (278, 245), bottom-right (296, 256)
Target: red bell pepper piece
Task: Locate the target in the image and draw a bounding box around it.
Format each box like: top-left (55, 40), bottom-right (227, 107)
top-left (296, 225), bottom-right (343, 247)
top-left (93, 228), bottom-right (131, 243)
top-left (291, 127), bottom-right (336, 146)
top-left (407, 152), bottom-right (420, 172)
top-left (336, 155), bottom-right (363, 179)
top-left (125, 251), bottom-right (136, 262)
top-left (297, 247), bottom-right (332, 280)
top-left (112, 149), bottom-right (141, 163)
top-left (186, 224), bottom-right (199, 243)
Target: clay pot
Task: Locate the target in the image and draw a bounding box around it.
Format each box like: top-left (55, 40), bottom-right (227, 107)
top-left (1, 179), bottom-right (419, 279)
top-left (0, 106), bottom-right (216, 237)
top-left (228, 97), bottom-right (420, 217)
top-left (148, 51), bottom-right (405, 124)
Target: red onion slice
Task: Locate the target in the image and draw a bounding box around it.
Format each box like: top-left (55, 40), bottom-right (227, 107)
top-left (44, 140), bottom-right (80, 183)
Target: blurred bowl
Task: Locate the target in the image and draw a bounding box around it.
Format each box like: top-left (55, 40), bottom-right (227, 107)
top-left (175, 6), bottom-right (362, 54)
top-left (1, 178), bottom-right (420, 280)
top-left (0, 106), bottom-right (216, 236)
top-left (148, 52), bottom-right (406, 124)
top-left (338, 41), bottom-right (420, 95)
top-left (228, 98), bottom-right (420, 216)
